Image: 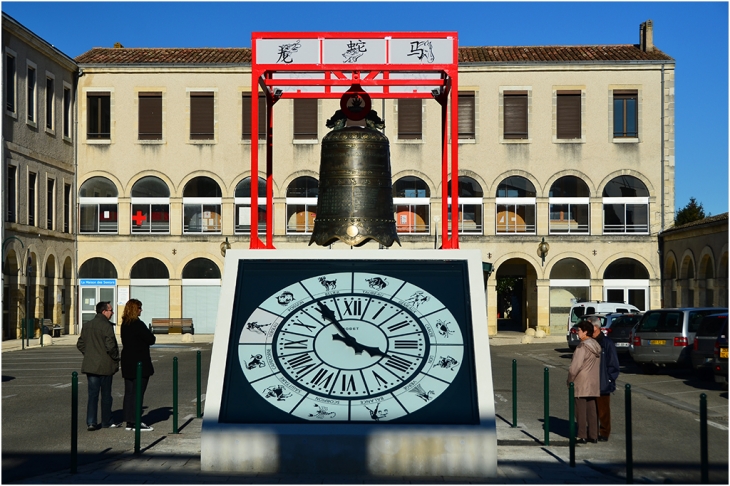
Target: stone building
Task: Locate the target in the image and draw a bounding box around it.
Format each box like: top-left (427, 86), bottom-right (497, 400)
top-left (2, 13), bottom-right (77, 339)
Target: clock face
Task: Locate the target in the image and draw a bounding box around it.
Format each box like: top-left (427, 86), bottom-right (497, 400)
top-left (221, 260), bottom-right (479, 425)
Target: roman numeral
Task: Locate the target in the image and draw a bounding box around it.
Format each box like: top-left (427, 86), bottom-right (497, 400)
top-left (309, 368), bottom-right (335, 388)
top-left (371, 305), bottom-right (386, 320)
top-left (290, 319), bottom-right (315, 333)
top-left (343, 299), bottom-right (362, 316)
top-left (394, 340), bottom-right (418, 349)
top-left (384, 355), bottom-right (413, 373)
top-left (372, 371), bottom-right (389, 387)
top-left (387, 320), bottom-right (409, 332)
top-left (340, 373), bottom-right (357, 392)
top-left (281, 338), bottom-right (308, 349)
top-left (285, 353), bottom-right (318, 377)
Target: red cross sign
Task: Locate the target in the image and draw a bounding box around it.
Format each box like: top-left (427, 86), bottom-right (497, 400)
top-left (132, 210), bottom-right (147, 227)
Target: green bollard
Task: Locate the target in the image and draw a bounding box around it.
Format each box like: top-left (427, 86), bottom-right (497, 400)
top-left (134, 362), bottom-right (142, 454)
top-left (544, 367), bottom-right (550, 445)
top-left (700, 393), bottom-right (708, 483)
top-left (71, 371), bottom-right (78, 474)
top-left (569, 382), bottom-right (575, 468)
top-left (197, 350), bottom-right (202, 418)
top-left (172, 357), bottom-right (178, 434)
top-left (512, 359), bottom-right (517, 427)
top-left (626, 384), bottom-right (633, 484)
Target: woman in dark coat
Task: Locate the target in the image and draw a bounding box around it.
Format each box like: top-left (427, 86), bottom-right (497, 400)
top-left (120, 298), bottom-right (156, 431)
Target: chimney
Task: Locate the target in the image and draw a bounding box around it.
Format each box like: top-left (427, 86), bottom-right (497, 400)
top-left (114, 42), bottom-right (124, 49)
top-left (640, 20), bottom-right (654, 52)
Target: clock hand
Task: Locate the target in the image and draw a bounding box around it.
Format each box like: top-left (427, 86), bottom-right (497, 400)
top-left (316, 301), bottom-right (389, 358)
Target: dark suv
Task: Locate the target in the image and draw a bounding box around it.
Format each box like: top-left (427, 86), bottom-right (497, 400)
top-left (691, 313), bottom-right (728, 373)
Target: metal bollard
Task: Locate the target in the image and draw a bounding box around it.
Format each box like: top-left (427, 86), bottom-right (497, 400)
top-left (569, 382), bottom-right (575, 468)
top-left (134, 362), bottom-right (142, 454)
top-left (700, 393), bottom-right (708, 483)
top-left (197, 351), bottom-right (202, 418)
top-left (543, 367), bottom-right (550, 445)
top-left (172, 357), bottom-right (179, 434)
top-left (512, 359), bottom-right (517, 427)
top-left (626, 384), bottom-right (633, 484)
top-left (71, 371), bottom-right (78, 474)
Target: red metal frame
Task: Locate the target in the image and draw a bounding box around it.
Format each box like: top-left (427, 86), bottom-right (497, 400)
top-left (249, 32), bottom-right (459, 249)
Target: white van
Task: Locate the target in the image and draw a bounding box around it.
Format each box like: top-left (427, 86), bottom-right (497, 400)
top-left (569, 300), bottom-right (641, 327)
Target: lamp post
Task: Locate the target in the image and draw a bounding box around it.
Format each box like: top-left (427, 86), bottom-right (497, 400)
top-left (537, 238), bottom-right (550, 267)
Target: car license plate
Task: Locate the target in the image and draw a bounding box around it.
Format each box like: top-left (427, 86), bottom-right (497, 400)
top-left (615, 342), bottom-right (629, 347)
top-left (721, 348), bottom-right (728, 359)
top-left (649, 340), bottom-right (666, 346)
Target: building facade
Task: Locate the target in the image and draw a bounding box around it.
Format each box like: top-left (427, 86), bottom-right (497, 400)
top-left (2, 13), bottom-right (77, 339)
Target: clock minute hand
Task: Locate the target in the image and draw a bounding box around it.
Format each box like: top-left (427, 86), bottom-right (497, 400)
top-left (316, 301), bottom-right (389, 358)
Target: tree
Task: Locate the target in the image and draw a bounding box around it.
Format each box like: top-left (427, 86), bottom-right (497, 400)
top-left (675, 197), bottom-right (706, 226)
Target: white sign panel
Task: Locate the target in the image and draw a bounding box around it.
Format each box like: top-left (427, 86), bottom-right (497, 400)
top-left (322, 39), bottom-right (387, 64)
top-left (389, 38), bottom-right (454, 64)
top-left (256, 39), bottom-right (320, 64)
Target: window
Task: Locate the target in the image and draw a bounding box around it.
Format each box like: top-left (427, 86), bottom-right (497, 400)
top-left (190, 92), bottom-right (214, 140)
top-left (131, 176), bottom-right (170, 234)
top-left (293, 99), bottom-right (318, 140)
top-left (183, 176), bottom-right (221, 234)
top-left (458, 92), bottom-right (475, 140)
top-left (46, 178), bottom-right (55, 230)
top-left (79, 176), bottom-right (118, 234)
top-left (28, 172), bottom-right (37, 226)
top-left (447, 177), bottom-right (483, 234)
top-left (398, 99), bottom-right (422, 140)
top-left (549, 176), bottom-right (590, 234)
top-left (45, 75), bottom-right (54, 130)
top-left (63, 85), bottom-right (71, 138)
top-left (602, 176), bottom-right (649, 234)
top-left (87, 92), bottom-right (110, 139)
top-left (393, 176), bottom-right (430, 234)
top-left (235, 177), bottom-right (267, 234)
top-left (286, 177), bottom-right (318, 234)
top-left (5, 51), bottom-right (16, 113)
top-left (63, 183), bottom-right (70, 233)
top-left (242, 92), bottom-right (266, 140)
top-left (556, 90), bottom-right (581, 140)
top-left (6, 165), bottom-right (17, 223)
top-left (613, 90), bottom-right (638, 138)
top-left (504, 91), bottom-right (528, 139)
top-left (27, 64), bottom-right (36, 124)
top-left (138, 92), bottom-right (162, 140)
top-left (496, 176), bottom-right (536, 234)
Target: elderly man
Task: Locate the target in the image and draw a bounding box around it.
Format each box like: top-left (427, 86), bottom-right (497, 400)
top-left (77, 301), bottom-right (120, 431)
top-left (588, 315), bottom-right (620, 442)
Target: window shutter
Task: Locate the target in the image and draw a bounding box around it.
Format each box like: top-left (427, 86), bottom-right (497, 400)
top-left (242, 93), bottom-right (266, 140)
top-left (504, 92), bottom-right (528, 139)
top-left (138, 92), bottom-right (162, 140)
top-left (398, 99), bottom-right (422, 140)
top-left (190, 92), bottom-right (214, 140)
top-left (458, 92), bottom-right (475, 139)
top-left (557, 91), bottom-right (581, 139)
top-left (293, 99), bottom-right (318, 140)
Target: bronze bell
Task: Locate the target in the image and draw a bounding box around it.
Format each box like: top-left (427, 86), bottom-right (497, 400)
top-left (309, 106), bottom-right (400, 248)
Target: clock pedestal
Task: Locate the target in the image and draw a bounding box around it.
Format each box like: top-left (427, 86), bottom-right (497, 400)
top-left (201, 250), bottom-right (497, 478)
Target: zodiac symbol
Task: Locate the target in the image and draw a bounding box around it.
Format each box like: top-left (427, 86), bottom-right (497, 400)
top-left (342, 40), bottom-right (367, 63)
top-left (437, 355), bottom-right (459, 371)
top-left (308, 403), bottom-right (336, 419)
top-left (246, 354), bottom-right (266, 370)
top-left (407, 40), bottom-right (435, 63)
top-left (263, 385), bottom-right (292, 401)
top-left (436, 319), bottom-right (455, 338)
top-left (245, 322), bottom-right (270, 334)
top-left (365, 402), bottom-right (388, 421)
top-left (409, 383), bottom-right (435, 402)
top-left (318, 276), bottom-right (337, 291)
top-left (276, 40), bottom-right (300, 64)
top-left (403, 291), bottom-right (430, 310)
top-left (277, 291), bottom-right (295, 305)
top-left (365, 277), bottom-right (388, 290)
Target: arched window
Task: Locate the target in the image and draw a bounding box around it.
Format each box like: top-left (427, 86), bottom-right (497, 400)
top-left (78, 257), bottom-right (118, 278)
top-left (286, 176), bottom-right (318, 234)
top-left (79, 177), bottom-right (118, 234)
top-left (496, 176), bottom-right (536, 234)
top-left (131, 176), bottom-right (170, 234)
top-left (235, 177), bottom-right (267, 234)
top-left (549, 176), bottom-right (589, 234)
top-left (393, 176), bottom-right (430, 234)
top-left (130, 257), bottom-right (170, 321)
top-left (183, 177), bottom-right (222, 234)
top-left (602, 176), bottom-right (649, 234)
top-left (182, 258), bottom-right (221, 334)
top-left (447, 177), bottom-right (483, 234)
top-left (603, 258), bottom-right (649, 310)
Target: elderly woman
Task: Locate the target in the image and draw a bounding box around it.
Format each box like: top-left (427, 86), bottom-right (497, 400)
top-left (567, 319), bottom-right (601, 444)
top-left (120, 298), bottom-right (156, 432)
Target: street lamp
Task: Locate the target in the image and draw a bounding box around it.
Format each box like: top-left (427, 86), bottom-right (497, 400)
top-left (537, 238), bottom-right (550, 266)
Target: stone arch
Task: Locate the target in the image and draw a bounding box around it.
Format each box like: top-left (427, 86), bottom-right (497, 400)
top-left (679, 250), bottom-right (696, 280)
top-left (62, 256), bottom-right (73, 280)
top-left (125, 254), bottom-right (173, 280)
top-left (664, 251), bottom-right (679, 279)
top-left (177, 253), bottom-right (223, 280)
top-left (78, 173), bottom-right (123, 197)
top-left (181, 257), bottom-right (222, 279)
top-left (598, 254), bottom-right (655, 279)
top-left (546, 254), bottom-right (596, 279)
top-left (391, 170), bottom-right (437, 196)
top-left (698, 248), bottom-right (715, 280)
top-left (281, 170), bottom-right (320, 192)
top-left (435, 169), bottom-right (488, 197)
top-left (489, 170), bottom-right (541, 198)
top-left (178, 171), bottom-right (227, 198)
top-left (78, 256), bottom-right (120, 279)
top-left (125, 171), bottom-right (175, 198)
top-left (230, 173), bottom-right (279, 198)
top-left (597, 170), bottom-right (655, 197)
top-left (4, 249), bottom-right (19, 276)
top-left (544, 169), bottom-right (598, 198)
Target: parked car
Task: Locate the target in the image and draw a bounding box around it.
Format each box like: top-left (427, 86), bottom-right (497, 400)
top-left (568, 301), bottom-right (640, 330)
top-left (629, 307), bottom-right (728, 372)
top-left (713, 321), bottom-right (728, 384)
top-left (691, 313), bottom-right (728, 374)
top-left (566, 312), bottom-right (642, 351)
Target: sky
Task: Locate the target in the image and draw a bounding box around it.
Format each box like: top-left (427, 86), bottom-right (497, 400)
top-left (2, 1), bottom-right (728, 217)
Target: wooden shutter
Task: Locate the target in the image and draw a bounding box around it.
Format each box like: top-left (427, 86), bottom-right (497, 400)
top-left (190, 92), bottom-right (214, 140)
top-left (138, 92), bottom-right (162, 140)
top-left (293, 99), bottom-right (318, 140)
top-left (458, 92), bottom-right (475, 139)
top-left (398, 99), bottom-right (422, 140)
top-left (504, 91), bottom-right (528, 139)
top-left (557, 91), bottom-right (581, 139)
top-left (242, 93), bottom-right (266, 140)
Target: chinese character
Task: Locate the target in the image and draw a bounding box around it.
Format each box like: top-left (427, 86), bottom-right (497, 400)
top-left (277, 40), bottom-right (301, 64)
top-left (342, 40), bottom-right (367, 63)
top-left (407, 40), bottom-right (435, 63)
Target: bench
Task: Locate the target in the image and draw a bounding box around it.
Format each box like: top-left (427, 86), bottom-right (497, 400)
top-left (149, 318), bottom-right (194, 335)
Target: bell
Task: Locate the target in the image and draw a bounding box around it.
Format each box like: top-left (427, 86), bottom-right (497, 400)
top-left (309, 113), bottom-right (400, 248)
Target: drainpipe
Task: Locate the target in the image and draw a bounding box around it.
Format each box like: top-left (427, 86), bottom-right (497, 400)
top-left (73, 68), bottom-right (80, 335)
top-left (660, 64), bottom-right (665, 231)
